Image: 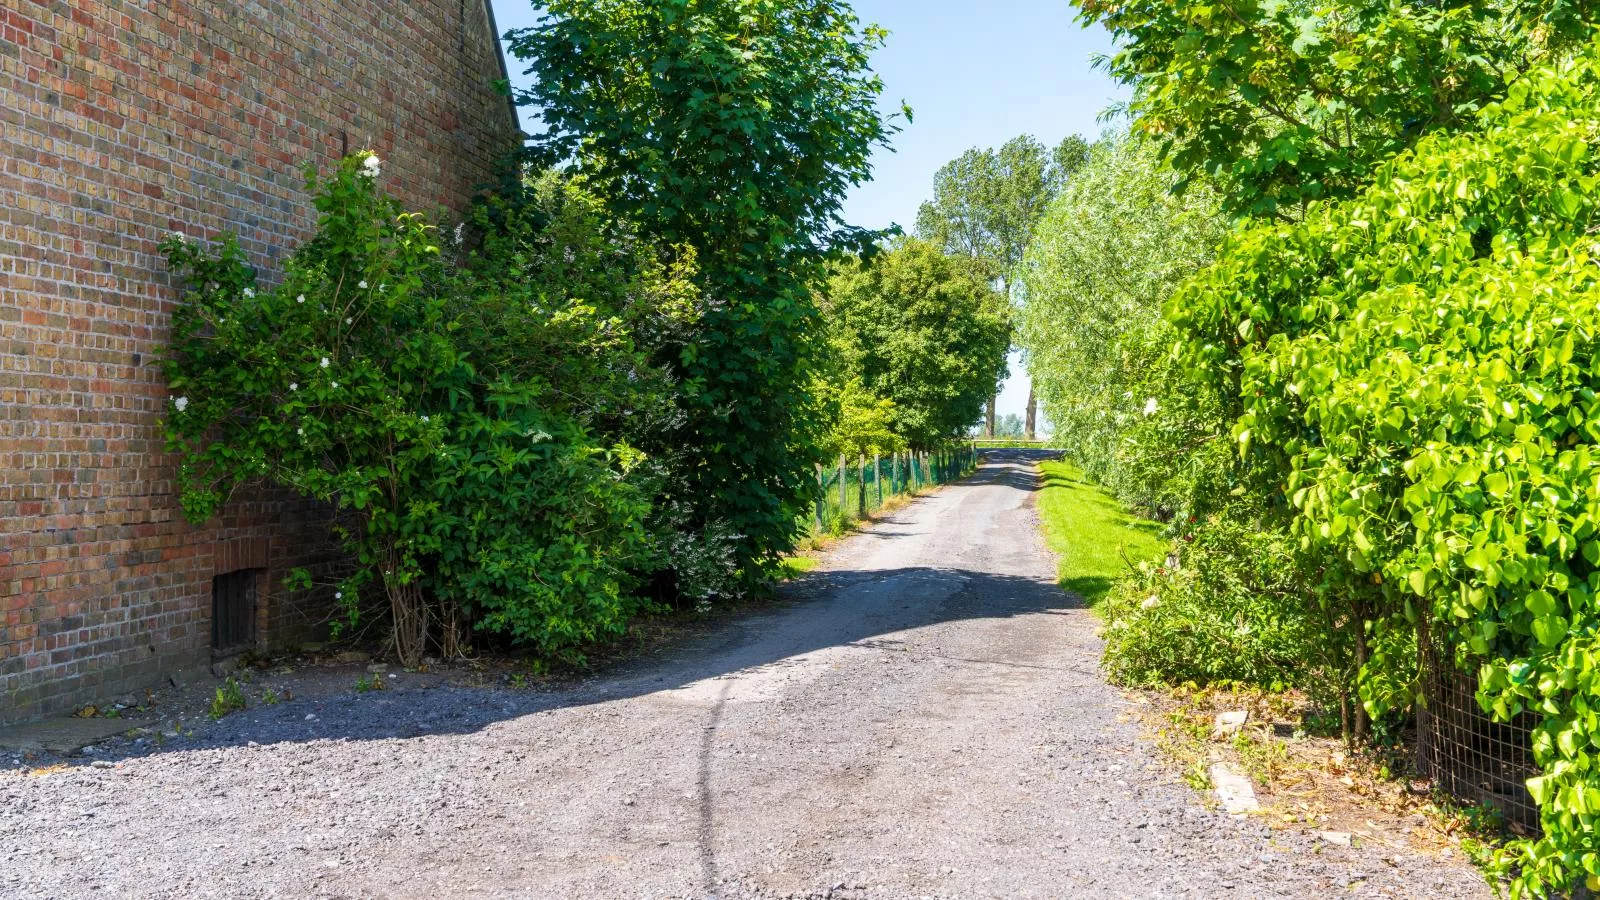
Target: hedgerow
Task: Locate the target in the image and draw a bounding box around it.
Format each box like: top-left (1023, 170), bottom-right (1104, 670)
top-left (1171, 49), bottom-right (1600, 894)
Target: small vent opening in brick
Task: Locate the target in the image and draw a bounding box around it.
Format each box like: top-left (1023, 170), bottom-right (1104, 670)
top-left (212, 569), bottom-right (261, 657)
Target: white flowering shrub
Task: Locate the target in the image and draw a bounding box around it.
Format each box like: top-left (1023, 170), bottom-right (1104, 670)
top-left (161, 154), bottom-right (661, 665)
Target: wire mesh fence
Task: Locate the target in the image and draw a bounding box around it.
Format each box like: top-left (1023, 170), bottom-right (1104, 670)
top-left (1417, 623), bottom-right (1542, 835)
top-left (810, 445), bottom-right (979, 535)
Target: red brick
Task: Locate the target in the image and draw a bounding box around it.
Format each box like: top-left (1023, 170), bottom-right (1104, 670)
top-left (1, 0), bottom-right (518, 725)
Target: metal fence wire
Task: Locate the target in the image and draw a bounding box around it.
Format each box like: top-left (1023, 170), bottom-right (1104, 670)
top-left (811, 446), bottom-right (978, 533)
top-left (1417, 624), bottom-right (1542, 835)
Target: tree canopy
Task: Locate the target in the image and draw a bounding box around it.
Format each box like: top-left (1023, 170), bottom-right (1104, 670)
top-left (1075, 0), bottom-right (1596, 219)
top-left (507, 0), bottom-right (901, 583)
top-left (825, 239), bottom-right (1012, 449)
top-left (915, 134), bottom-right (1090, 284)
top-left (1017, 132), bottom-right (1229, 514)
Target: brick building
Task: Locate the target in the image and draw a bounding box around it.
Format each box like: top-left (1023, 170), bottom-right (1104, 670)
top-left (1, 0), bottom-right (521, 725)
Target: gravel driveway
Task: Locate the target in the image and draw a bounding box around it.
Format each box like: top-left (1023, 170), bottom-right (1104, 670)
top-left (2, 451), bottom-right (1488, 899)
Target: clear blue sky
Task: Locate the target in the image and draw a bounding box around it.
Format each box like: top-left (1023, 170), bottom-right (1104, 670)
top-left (488, 1), bottom-right (1127, 427)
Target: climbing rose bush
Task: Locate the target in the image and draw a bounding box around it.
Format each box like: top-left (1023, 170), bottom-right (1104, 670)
top-left (162, 154), bottom-right (657, 666)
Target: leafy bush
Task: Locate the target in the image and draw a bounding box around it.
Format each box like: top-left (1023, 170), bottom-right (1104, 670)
top-left (163, 155), bottom-right (657, 665)
top-left (1171, 48), bottom-right (1600, 894)
top-left (811, 375), bottom-right (903, 459)
top-left (824, 239), bottom-right (1011, 449)
top-left (1101, 515), bottom-right (1327, 696)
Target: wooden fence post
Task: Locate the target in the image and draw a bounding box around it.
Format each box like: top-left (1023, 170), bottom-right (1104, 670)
top-left (857, 453), bottom-right (867, 516)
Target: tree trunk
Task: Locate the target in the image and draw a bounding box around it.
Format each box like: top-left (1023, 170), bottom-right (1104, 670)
top-left (385, 553), bottom-right (428, 668)
top-left (1353, 617), bottom-right (1371, 743)
top-left (985, 396), bottom-right (997, 438)
top-left (1025, 387), bottom-right (1037, 440)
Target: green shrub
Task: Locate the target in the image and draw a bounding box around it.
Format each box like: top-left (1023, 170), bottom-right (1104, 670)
top-left (1100, 515), bottom-right (1326, 696)
top-left (163, 154), bottom-right (654, 665)
top-left (1171, 47), bottom-right (1600, 894)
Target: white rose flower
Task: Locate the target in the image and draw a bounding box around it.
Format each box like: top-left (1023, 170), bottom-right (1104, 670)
top-left (173, 396), bottom-right (189, 412)
top-left (241, 287), bottom-right (254, 299)
top-left (297, 294), bottom-right (306, 304)
top-left (345, 317), bottom-right (353, 325)
top-left (361, 155), bottom-right (381, 178)
top-left (330, 381), bottom-right (338, 389)
top-left (1141, 596), bottom-right (1160, 610)
top-left (358, 280), bottom-right (368, 290)
top-left (1143, 398), bottom-right (1159, 417)
top-left (289, 383), bottom-right (298, 391)
top-left (320, 357), bottom-right (330, 368)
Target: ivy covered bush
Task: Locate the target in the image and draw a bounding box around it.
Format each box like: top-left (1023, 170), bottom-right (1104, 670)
top-left (162, 155), bottom-right (690, 666)
top-left (1172, 49), bottom-right (1600, 894)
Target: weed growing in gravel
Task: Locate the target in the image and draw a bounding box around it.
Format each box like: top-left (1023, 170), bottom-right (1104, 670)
top-left (353, 675), bottom-right (385, 693)
top-left (261, 688), bottom-right (280, 705)
top-left (209, 679), bottom-right (246, 719)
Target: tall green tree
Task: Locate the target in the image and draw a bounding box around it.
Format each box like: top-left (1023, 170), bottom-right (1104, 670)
top-left (825, 239), bottom-right (1011, 449)
top-left (1016, 132), bottom-right (1229, 515)
top-left (507, 0), bottom-right (900, 589)
top-left (1075, 0), bottom-right (1595, 219)
top-left (916, 134), bottom-right (1090, 436)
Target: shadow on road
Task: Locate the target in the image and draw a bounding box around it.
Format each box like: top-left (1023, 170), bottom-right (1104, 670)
top-left (4, 447), bottom-right (1092, 898)
top-left (5, 449), bottom-right (1084, 768)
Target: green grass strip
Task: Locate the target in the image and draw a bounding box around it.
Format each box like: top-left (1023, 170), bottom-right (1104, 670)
top-left (1035, 460), bottom-right (1166, 607)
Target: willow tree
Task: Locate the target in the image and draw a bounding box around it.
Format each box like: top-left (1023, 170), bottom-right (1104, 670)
top-left (1016, 133), bottom-right (1228, 515)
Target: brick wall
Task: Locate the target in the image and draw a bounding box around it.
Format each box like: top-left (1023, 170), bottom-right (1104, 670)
top-left (0, 0), bottom-right (520, 724)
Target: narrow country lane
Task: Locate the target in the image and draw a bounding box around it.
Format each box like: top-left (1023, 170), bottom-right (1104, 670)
top-left (2, 452), bottom-right (1488, 899)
